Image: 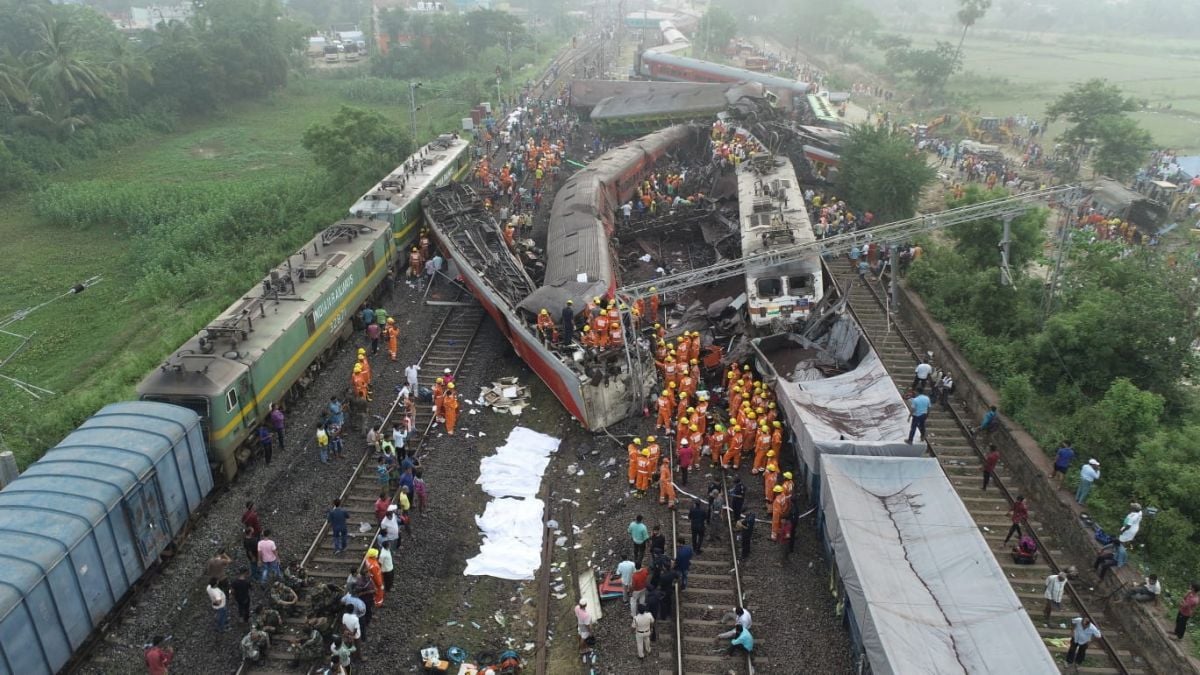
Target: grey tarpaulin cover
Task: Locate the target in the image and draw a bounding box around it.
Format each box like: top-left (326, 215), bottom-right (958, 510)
top-left (820, 456), bottom-right (1056, 674)
top-left (774, 346), bottom-right (920, 474)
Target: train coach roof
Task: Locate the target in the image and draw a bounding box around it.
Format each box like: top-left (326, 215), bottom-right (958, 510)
top-left (821, 455), bottom-right (1057, 674)
top-left (590, 82), bottom-right (767, 121)
top-left (570, 79), bottom-right (728, 108)
top-left (0, 402), bottom-right (199, 602)
top-left (643, 51), bottom-right (811, 94)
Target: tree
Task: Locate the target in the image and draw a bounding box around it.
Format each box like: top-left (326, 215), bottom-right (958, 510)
top-left (1045, 79), bottom-right (1139, 149)
top-left (1091, 115), bottom-right (1154, 180)
top-left (836, 124), bottom-right (935, 222)
top-left (25, 13), bottom-right (108, 104)
top-left (886, 41), bottom-right (961, 99)
top-left (0, 50), bottom-right (28, 111)
top-left (953, 0), bottom-right (991, 64)
top-left (946, 185), bottom-right (1046, 272)
top-left (697, 6), bottom-right (737, 56)
top-left (302, 106), bottom-right (411, 189)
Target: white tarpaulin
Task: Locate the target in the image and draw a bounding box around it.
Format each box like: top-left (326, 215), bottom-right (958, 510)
top-left (464, 426), bottom-right (560, 580)
top-left (820, 456), bottom-right (1056, 675)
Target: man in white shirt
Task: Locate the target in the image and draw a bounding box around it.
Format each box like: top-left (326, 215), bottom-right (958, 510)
top-left (1127, 574), bottom-right (1161, 603)
top-left (912, 358), bottom-right (933, 393)
top-left (1118, 503), bottom-right (1143, 544)
top-left (378, 543), bottom-right (395, 592)
top-left (631, 606), bottom-right (654, 658)
top-left (616, 558), bottom-right (636, 603)
top-left (380, 506), bottom-right (401, 550)
top-left (405, 364), bottom-right (420, 392)
top-left (1066, 617), bottom-right (1102, 669)
top-left (1042, 572), bottom-right (1067, 625)
top-left (341, 609), bottom-right (361, 643)
top-left (720, 605), bottom-right (751, 631)
top-left (1076, 459), bottom-right (1100, 504)
top-left (207, 579), bottom-right (228, 632)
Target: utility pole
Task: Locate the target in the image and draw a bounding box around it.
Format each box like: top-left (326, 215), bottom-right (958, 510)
top-left (998, 214), bottom-right (1014, 286)
top-left (408, 81), bottom-right (421, 142)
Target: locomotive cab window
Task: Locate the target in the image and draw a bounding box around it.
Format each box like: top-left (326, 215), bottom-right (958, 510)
top-left (756, 278), bottom-right (783, 298)
top-left (788, 275), bottom-right (811, 292)
top-left (225, 388), bottom-right (239, 413)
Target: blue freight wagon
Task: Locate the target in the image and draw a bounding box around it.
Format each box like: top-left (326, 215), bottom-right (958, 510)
top-left (0, 401), bottom-right (212, 675)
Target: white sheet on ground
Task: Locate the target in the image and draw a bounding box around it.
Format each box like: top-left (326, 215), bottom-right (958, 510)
top-left (464, 426), bottom-right (560, 580)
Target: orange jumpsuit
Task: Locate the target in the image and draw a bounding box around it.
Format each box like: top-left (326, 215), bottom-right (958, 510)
top-left (677, 392), bottom-right (690, 414)
top-left (742, 421), bottom-right (758, 454)
top-left (432, 382), bottom-right (446, 420)
top-left (678, 375), bottom-right (696, 398)
top-left (649, 293), bottom-right (660, 321)
top-left (655, 396), bottom-right (674, 430)
top-left (594, 314), bottom-right (610, 348)
top-left (358, 356), bottom-right (372, 386)
top-left (690, 409), bottom-right (705, 435)
top-left (662, 361), bottom-right (678, 388)
top-left (707, 429), bottom-right (727, 464)
top-left (384, 325), bottom-right (399, 361)
top-left (676, 340), bottom-right (690, 364)
top-left (770, 493), bottom-right (789, 541)
top-left (770, 428), bottom-right (783, 454)
top-left (723, 433), bottom-right (744, 469)
top-left (675, 415), bottom-right (691, 440)
top-left (752, 432), bottom-right (772, 474)
top-left (627, 443), bottom-right (640, 485)
top-left (782, 479), bottom-right (795, 499)
top-left (608, 319), bottom-right (623, 348)
top-left (366, 556), bottom-right (385, 607)
top-left (634, 455), bottom-right (654, 492)
top-left (646, 442), bottom-right (661, 470)
top-left (443, 392), bottom-right (459, 435)
top-left (687, 430), bottom-right (704, 456)
top-left (763, 471), bottom-right (779, 504)
top-left (352, 371), bottom-right (369, 400)
top-left (536, 313), bottom-right (556, 342)
top-left (659, 462), bottom-right (676, 508)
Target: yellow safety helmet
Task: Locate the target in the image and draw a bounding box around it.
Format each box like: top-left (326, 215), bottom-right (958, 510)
top-left (386, 317), bottom-right (395, 324)
top-left (593, 296), bottom-right (601, 304)
top-left (353, 363), bottom-right (363, 373)
top-left (686, 407), bottom-right (695, 413)
top-left (583, 325), bottom-right (591, 331)
top-left (732, 425), bottom-right (741, 432)
top-left (747, 412), bottom-right (757, 420)
top-left (649, 286), bottom-right (657, 292)
top-left (668, 381), bottom-right (677, 389)
top-left (715, 424), bottom-right (725, 432)
top-left (678, 392), bottom-right (688, 399)
top-left (784, 472), bottom-right (793, 480)
top-left (654, 323), bottom-right (661, 329)
top-left (358, 348), bottom-right (366, 355)
top-left (436, 377), bottom-right (445, 383)
top-left (661, 389), bottom-right (669, 396)
top-left (633, 438), bottom-right (642, 444)
top-left (772, 421), bottom-right (781, 428)
top-left (773, 485), bottom-right (784, 493)
top-left (647, 436), bottom-right (656, 443)
top-left (367, 548), bottom-right (379, 558)
top-left (767, 450), bottom-right (776, 457)
top-left (689, 424), bottom-right (698, 432)
top-left (767, 463), bottom-right (777, 472)
top-left (641, 449), bottom-right (651, 457)
top-left (447, 382), bottom-right (455, 389)
top-left (690, 358), bottom-right (698, 365)
top-left (540, 308), bottom-right (549, 315)
top-left (743, 365), bottom-right (751, 371)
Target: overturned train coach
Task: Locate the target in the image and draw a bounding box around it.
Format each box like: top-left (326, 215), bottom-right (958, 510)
top-left (425, 124), bottom-right (707, 429)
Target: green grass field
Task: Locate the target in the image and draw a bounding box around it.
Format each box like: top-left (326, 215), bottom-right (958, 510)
top-left (0, 74), bottom-right (480, 466)
top-left (890, 30), bottom-right (1200, 151)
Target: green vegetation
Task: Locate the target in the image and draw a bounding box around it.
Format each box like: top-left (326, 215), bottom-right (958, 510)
top-left (836, 125), bottom-right (936, 221)
top-left (697, 7), bottom-right (738, 58)
top-left (885, 39), bottom-right (961, 101)
top-left (1045, 79), bottom-right (1154, 180)
top-left (0, 0), bottom-right (306, 192)
top-left (302, 106), bottom-right (412, 188)
top-left (906, 185), bottom-right (1200, 585)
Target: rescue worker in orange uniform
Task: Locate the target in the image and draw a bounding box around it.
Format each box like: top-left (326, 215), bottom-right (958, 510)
top-left (443, 383), bottom-right (459, 435)
top-left (763, 463), bottom-right (780, 505)
top-left (356, 348), bottom-right (372, 385)
top-left (627, 438), bottom-right (643, 486)
top-left (689, 358), bottom-right (701, 386)
top-left (769, 421), bottom-right (783, 454)
top-left (648, 286), bottom-right (660, 322)
top-left (752, 428), bottom-right (772, 475)
top-left (432, 377), bottom-right (446, 420)
top-left (676, 390), bottom-right (691, 419)
top-left (655, 392), bottom-right (674, 432)
top-left (384, 318), bottom-right (399, 362)
top-left (366, 548), bottom-right (385, 607)
top-left (707, 424), bottom-right (727, 465)
top-left (634, 449), bottom-right (654, 494)
top-left (580, 324), bottom-right (597, 348)
top-left (408, 247), bottom-right (422, 277)
top-left (659, 460), bottom-right (677, 509)
top-left (351, 363), bottom-right (369, 401)
top-left (418, 229), bottom-right (431, 263)
top-left (729, 386), bottom-right (744, 413)
top-left (607, 309), bottom-right (623, 348)
top-left (537, 309), bottom-right (556, 344)
top-left (675, 336), bottom-right (690, 364)
top-left (723, 426), bottom-right (744, 469)
top-left (693, 398), bottom-right (709, 435)
top-left (645, 436), bottom-right (661, 472)
top-left (593, 310), bottom-right (610, 349)
top-left (781, 471), bottom-right (795, 499)
top-left (654, 323), bottom-right (666, 341)
top-left (678, 371), bottom-right (696, 399)
top-left (661, 357), bottom-right (679, 389)
top-left (770, 485), bottom-right (788, 541)
top-left (687, 425), bottom-right (704, 456)
top-left (675, 407), bottom-right (694, 440)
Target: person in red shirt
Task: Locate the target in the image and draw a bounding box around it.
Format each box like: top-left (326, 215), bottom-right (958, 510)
top-left (1004, 495), bottom-right (1029, 545)
top-left (676, 439), bottom-right (694, 486)
top-left (144, 635), bottom-right (173, 675)
top-left (982, 444), bottom-right (1001, 491)
top-left (628, 564), bottom-right (650, 618)
top-left (374, 492), bottom-right (391, 523)
top-left (1174, 582), bottom-right (1200, 640)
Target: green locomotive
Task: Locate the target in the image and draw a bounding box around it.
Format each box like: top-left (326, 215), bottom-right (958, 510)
top-left (138, 135), bottom-right (471, 480)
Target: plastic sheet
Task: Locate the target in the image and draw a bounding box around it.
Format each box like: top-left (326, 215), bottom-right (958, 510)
top-left (464, 426), bottom-right (560, 580)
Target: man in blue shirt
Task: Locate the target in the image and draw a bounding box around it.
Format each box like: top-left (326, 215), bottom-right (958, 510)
top-left (719, 624), bottom-right (753, 657)
top-left (907, 392), bottom-right (931, 444)
top-left (1052, 440), bottom-right (1074, 485)
top-left (971, 405), bottom-right (998, 437)
top-left (327, 498), bottom-right (349, 555)
top-left (628, 515), bottom-right (650, 566)
top-left (674, 538), bottom-right (693, 590)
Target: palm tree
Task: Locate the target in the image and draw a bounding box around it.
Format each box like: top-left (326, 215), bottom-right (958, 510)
top-left (0, 50), bottom-right (29, 111)
top-left (954, 0), bottom-right (992, 64)
top-left (25, 14), bottom-right (108, 105)
top-left (103, 38), bottom-right (153, 96)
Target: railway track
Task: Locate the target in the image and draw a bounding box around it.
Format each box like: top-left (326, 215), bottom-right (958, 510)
top-left (662, 447), bottom-right (759, 675)
top-left (832, 260), bottom-right (1145, 675)
top-left (240, 303), bottom-right (485, 673)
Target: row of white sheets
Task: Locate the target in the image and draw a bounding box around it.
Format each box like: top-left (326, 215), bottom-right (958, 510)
top-left (463, 426), bottom-right (560, 580)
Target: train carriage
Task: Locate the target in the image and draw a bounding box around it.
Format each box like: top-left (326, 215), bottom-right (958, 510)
top-left (738, 153), bottom-right (823, 331)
